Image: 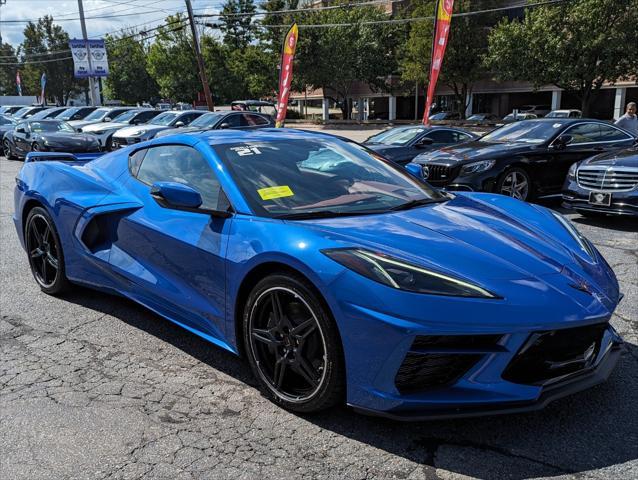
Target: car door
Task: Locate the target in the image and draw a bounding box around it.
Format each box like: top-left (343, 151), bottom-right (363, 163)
top-left (12, 122), bottom-right (30, 154)
top-left (218, 113), bottom-right (243, 129)
top-left (109, 144), bottom-right (233, 342)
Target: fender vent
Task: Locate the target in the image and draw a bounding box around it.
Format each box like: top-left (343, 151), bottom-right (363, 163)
top-left (81, 212), bottom-right (125, 253)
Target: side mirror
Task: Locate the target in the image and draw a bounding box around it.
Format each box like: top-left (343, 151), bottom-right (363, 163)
top-left (151, 182), bottom-right (203, 209)
top-left (405, 163), bottom-right (423, 178)
top-left (552, 134), bottom-right (573, 150)
top-left (104, 117), bottom-right (112, 122)
top-left (219, 122), bottom-right (231, 129)
top-left (174, 121), bottom-right (185, 128)
top-left (415, 137), bottom-right (434, 148)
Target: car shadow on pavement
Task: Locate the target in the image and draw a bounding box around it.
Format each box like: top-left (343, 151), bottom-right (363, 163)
top-left (63, 286), bottom-right (638, 480)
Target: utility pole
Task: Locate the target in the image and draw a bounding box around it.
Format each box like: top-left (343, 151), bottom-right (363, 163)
top-left (77, 0), bottom-right (100, 106)
top-left (0, 0), bottom-right (7, 44)
top-left (185, 0), bottom-right (214, 111)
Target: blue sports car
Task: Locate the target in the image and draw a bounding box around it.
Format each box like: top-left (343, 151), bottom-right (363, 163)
top-left (14, 129), bottom-right (623, 419)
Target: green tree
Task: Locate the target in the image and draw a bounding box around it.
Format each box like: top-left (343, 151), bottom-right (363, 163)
top-left (296, 4), bottom-right (401, 119)
top-left (103, 32), bottom-right (159, 104)
top-left (0, 42), bottom-right (19, 96)
top-left (401, 1), bottom-right (496, 118)
top-left (485, 0), bottom-right (638, 116)
top-left (19, 16), bottom-right (82, 104)
top-left (146, 15), bottom-right (200, 102)
top-left (219, 0), bottom-right (257, 50)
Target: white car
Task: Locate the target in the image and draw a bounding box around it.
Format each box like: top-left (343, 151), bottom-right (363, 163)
top-left (545, 109), bottom-right (582, 119)
top-left (80, 109), bottom-right (161, 150)
top-left (111, 110), bottom-right (205, 148)
top-left (69, 106), bottom-right (136, 131)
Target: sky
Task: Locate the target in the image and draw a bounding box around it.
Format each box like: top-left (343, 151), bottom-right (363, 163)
top-left (0, 0), bottom-right (224, 46)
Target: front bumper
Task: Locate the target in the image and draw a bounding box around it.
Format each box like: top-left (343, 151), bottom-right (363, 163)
top-left (112, 136), bottom-right (143, 149)
top-left (562, 178), bottom-right (638, 217)
top-left (414, 162), bottom-right (498, 193)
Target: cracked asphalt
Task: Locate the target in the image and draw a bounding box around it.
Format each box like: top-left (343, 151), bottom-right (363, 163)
top-left (1, 149), bottom-right (637, 480)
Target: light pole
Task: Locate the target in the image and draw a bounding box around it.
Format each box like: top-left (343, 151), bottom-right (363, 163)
top-left (185, 0), bottom-right (214, 111)
top-left (77, 0), bottom-right (100, 106)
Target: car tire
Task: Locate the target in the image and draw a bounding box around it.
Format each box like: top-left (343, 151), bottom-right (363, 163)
top-left (243, 273), bottom-right (344, 413)
top-left (3, 139), bottom-right (17, 160)
top-left (25, 206), bottom-right (71, 295)
top-left (497, 167), bottom-right (533, 201)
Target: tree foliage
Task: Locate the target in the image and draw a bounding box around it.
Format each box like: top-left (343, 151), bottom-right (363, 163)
top-left (19, 16), bottom-right (82, 104)
top-left (104, 32), bottom-right (159, 104)
top-left (146, 15), bottom-right (200, 102)
top-left (296, 4), bottom-right (400, 119)
top-left (219, 0), bottom-right (257, 49)
top-left (485, 0), bottom-right (638, 115)
top-left (0, 43), bottom-right (19, 96)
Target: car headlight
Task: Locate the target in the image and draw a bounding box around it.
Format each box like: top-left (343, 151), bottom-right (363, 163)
top-left (460, 160), bottom-right (496, 175)
top-left (550, 211), bottom-right (596, 259)
top-left (130, 130), bottom-right (145, 137)
top-left (91, 130), bottom-right (106, 135)
top-left (567, 162), bottom-right (577, 179)
top-left (322, 248), bottom-right (498, 298)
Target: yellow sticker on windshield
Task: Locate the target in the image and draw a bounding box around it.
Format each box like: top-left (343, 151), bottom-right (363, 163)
top-left (258, 186), bottom-right (294, 200)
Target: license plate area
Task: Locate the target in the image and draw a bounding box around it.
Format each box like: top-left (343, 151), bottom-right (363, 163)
top-left (588, 191), bottom-right (611, 206)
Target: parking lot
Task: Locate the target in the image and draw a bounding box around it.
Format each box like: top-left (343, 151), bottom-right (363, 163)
top-left (0, 137), bottom-right (636, 479)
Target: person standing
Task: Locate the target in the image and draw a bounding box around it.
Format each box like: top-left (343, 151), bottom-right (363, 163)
top-left (615, 102), bottom-right (638, 135)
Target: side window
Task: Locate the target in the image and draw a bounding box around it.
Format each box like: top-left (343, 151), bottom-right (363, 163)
top-left (565, 123), bottom-right (600, 144)
top-left (136, 145), bottom-right (222, 210)
top-left (135, 111), bottom-right (159, 123)
top-left (424, 130), bottom-right (457, 144)
top-left (128, 149), bottom-right (147, 177)
top-left (179, 113), bottom-right (201, 125)
top-left (243, 114), bottom-right (269, 126)
top-left (222, 114), bottom-right (242, 128)
top-left (598, 124), bottom-right (631, 142)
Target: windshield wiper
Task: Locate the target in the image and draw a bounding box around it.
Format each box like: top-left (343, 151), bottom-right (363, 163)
top-left (389, 198), bottom-right (444, 211)
top-left (274, 209), bottom-right (385, 220)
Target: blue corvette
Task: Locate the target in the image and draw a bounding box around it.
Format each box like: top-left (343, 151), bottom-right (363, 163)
top-left (14, 129), bottom-right (623, 419)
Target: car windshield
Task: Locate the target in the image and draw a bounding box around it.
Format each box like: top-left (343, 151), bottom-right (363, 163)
top-left (467, 115), bottom-right (483, 121)
top-left (13, 107), bottom-right (30, 117)
top-left (481, 121), bottom-right (562, 144)
top-left (189, 112), bottom-right (224, 128)
top-left (29, 121), bottom-right (74, 133)
top-left (546, 111), bottom-right (568, 118)
top-left (429, 113), bottom-right (448, 120)
top-left (57, 107), bottom-right (82, 120)
top-left (111, 110), bottom-right (140, 122)
top-left (83, 108), bottom-right (111, 121)
top-left (150, 112), bottom-right (179, 125)
top-left (366, 127), bottom-right (425, 146)
top-left (215, 137), bottom-right (447, 218)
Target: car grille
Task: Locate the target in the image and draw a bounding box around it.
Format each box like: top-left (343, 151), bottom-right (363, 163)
top-left (112, 137), bottom-right (141, 149)
top-left (422, 164), bottom-right (460, 186)
top-left (502, 323), bottom-right (608, 385)
top-left (577, 166), bottom-right (638, 191)
top-left (395, 334), bottom-right (502, 394)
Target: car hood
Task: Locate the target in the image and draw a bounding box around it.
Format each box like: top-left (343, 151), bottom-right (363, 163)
top-left (67, 119), bottom-right (103, 128)
top-left (115, 124), bottom-right (169, 137)
top-left (38, 132), bottom-right (97, 144)
top-left (413, 141), bottom-right (541, 166)
top-left (155, 126), bottom-right (202, 137)
top-left (82, 122), bottom-right (128, 132)
top-left (580, 147), bottom-right (638, 168)
top-left (297, 193), bottom-right (618, 308)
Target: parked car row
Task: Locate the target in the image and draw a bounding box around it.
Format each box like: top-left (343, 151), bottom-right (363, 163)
top-left (434, 107), bottom-right (582, 124)
top-left (1, 104), bottom-right (275, 159)
top-left (371, 119), bottom-right (637, 217)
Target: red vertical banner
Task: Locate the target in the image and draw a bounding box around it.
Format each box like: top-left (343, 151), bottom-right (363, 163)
top-left (423, 0), bottom-right (454, 125)
top-left (275, 23), bottom-right (299, 128)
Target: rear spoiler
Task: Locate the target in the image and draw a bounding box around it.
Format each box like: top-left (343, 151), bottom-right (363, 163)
top-left (25, 151), bottom-right (105, 163)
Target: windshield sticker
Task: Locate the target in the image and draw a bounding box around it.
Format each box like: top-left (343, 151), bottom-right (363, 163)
top-left (258, 186), bottom-right (294, 200)
top-left (231, 145), bottom-right (262, 156)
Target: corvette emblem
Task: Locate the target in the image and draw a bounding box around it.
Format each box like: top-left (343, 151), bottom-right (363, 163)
top-left (422, 166), bottom-right (430, 179)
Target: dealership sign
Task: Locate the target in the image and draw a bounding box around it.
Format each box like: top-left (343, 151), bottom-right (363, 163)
top-left (69, 39), bottom-right (109, 78)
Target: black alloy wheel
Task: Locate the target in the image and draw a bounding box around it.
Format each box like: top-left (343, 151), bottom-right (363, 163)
top-left (244, 274), bottom-right (344, 412)
top-left (25, 207), bottom-right (70, 295)
top-left (3, 139), bottom-right (17, 160)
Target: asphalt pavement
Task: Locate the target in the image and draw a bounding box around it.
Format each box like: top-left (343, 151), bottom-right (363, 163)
top-left (1, 148), bottom-right (637, 480)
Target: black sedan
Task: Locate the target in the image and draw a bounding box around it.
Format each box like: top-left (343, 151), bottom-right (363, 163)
top-left (0, 114), bottom-right (16, 140)
top-left (154, 111), bottom-right (274, 138)
top-left (363, 125), bottom-right (476, 165)
top-left (562, 147), bottom-right (638, 217)
top-left (410, 119), bottom-right (637, 201)
top-left (3, 119), bottom-right (100, 160)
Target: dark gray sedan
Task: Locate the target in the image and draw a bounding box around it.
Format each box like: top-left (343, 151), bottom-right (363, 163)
top-left (363, 125), bottom-right (477, 165)
top-left (3, 120), bottom-right (100, 160)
